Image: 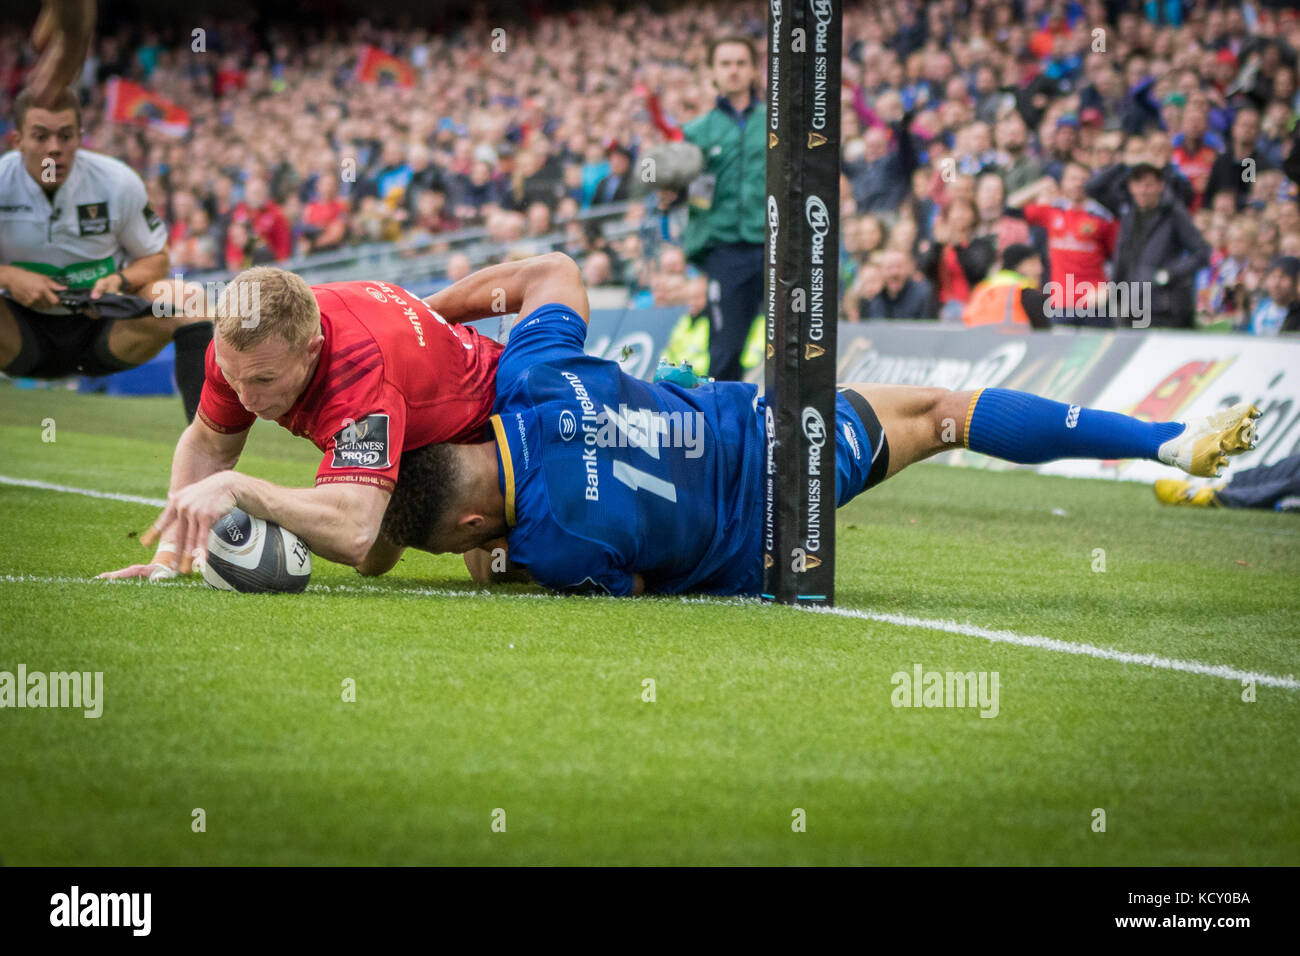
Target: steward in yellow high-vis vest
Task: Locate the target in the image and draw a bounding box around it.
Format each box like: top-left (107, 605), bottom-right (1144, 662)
top-left (963, 269), bottom-right (1034, 327)
top-left (961, 243), bottom-right (1051, 329)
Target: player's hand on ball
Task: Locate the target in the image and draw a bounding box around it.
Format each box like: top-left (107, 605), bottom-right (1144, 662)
top-left (97, 540), bottom-right (187, 581)
top-left (96, 561), bottom-right (178, 581)
top-left (146, 472), bottom-right (243, 574)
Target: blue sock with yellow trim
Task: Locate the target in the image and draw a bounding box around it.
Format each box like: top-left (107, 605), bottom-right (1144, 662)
top-left (965, 388), bottom-right (1185, 464)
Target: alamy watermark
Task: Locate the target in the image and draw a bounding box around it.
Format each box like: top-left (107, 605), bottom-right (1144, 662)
top-left (1044, 276), bottom-right (1153, 329)
top-left (559, 370), bottom-right (704, 458)
top-left (151, 275), bottom-right (262, 328)
top-left (0, 665), bottom-right (103, 718)
top-left (891, 664), bottom-right (999, 718)
top-left (50, 886), bottom-right (149, 935)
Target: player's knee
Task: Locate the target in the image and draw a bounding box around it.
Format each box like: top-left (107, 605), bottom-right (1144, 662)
top-left (106, 314), bottom-right (180, 365)
top-left (131, 311), bottom-right (190, 341)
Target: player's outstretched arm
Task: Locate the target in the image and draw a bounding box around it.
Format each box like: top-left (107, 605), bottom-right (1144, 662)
top-left (163, 475), bottom-right (391, 571)
top-left (99, 418), bottom-right (248, 580)
top-left (423, 252), bottom-right (589, 328)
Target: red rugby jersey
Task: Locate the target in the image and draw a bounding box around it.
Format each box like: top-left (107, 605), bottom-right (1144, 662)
top-left (1024, 199), bottom-right (1118, 308)
top-left (198, 280), bottom-right (501, 492)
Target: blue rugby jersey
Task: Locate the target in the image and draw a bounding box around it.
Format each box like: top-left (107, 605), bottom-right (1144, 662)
top-left (490, 303), bottom-right (764, 595)
top-left (490, 303), bottom-right (878, 595)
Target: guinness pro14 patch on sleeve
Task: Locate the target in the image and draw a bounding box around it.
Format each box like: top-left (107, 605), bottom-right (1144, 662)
top-left (331, 414), bottom-right (391, 469)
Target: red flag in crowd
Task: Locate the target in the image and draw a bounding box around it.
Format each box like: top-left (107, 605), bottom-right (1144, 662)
top-left (104, 77), bottom-right (191, 137)
top-left (356, 46), bottom-right (416, 88)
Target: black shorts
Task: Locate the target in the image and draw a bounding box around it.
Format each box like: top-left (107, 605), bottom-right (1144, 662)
top-left (1, 298), bottom-right (139, 379)
top-left (835, 387), bottom-right (891, 504)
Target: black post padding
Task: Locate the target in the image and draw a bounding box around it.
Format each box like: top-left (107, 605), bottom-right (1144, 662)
top-left (762, 0), bottom-right (841, 605)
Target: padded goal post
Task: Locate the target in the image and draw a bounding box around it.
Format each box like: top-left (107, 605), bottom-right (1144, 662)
top-left (762, 0), bottom-right (842, 605)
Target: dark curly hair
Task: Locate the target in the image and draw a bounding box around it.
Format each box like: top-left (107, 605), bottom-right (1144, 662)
top-left (381, 443), bottom-right (465, 549)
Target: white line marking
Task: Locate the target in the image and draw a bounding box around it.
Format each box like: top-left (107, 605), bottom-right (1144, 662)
top-left (2, 476), bottom-right (1296, 691)
top-left (805, 605), bottom-right (1299, 690)
top-left (0, 474), bottom-right (166, 508)
top-left (1, 573), bottom-right (1294, 690)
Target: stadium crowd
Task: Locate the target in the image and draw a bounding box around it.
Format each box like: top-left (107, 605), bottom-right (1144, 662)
top-left (3, 0), bottom-right (1299, 339)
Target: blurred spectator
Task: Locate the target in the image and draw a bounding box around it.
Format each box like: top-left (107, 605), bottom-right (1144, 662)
top-left (1016, 162), bottom-right (1118, 325)
top-left (228, 178), bottom-right (292, 264)
top-left (915, 198), bottom-right (997, 322)
top-left (299, 174), bottom-right (350, 254)
top-left (1109, 163), bottom-right (1211, 329)
top-left (592, 144), bottom-right (634, 204)
top-left (449, 159), bottom-right (506, 222)
top-left (858, 249), bottom-right (937, 321)
top-left (582, 250), bottom-right (615, 287)
top-left (1197, 218), bottom-right (1256, 330)
top-left (173, 207), bottom-right (219, 271)
top-left (963, 243), bottom-right (1051, 329)
top-left (445, 252), bottom-right (473, 284)
top-left (524, 201), bottom-right (552, 239)
top-left (994, 111), bottom-right (1044, 197)
top-left (973, 172), bottom-right (1030, 255)
top-left (1171, 99), bottom-right (1220, 212)
top-left (1204, 109), bottom-right (1267, 212)
top-left (1247, 256), bottom-right (1300, 335)
top-left (1042, 115), bottom-right (1081, 181)
top-left (845, 119), bottom-right (919, 214)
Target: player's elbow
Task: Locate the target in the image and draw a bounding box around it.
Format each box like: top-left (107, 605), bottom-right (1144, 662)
top-left (335, 518), bottom-right (380, 569)
top-left (538, 250), bottom-right (581, 281)
top-left (342, 534), bottom-right (376, 570)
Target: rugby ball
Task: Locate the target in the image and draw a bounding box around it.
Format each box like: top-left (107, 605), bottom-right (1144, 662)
top-left (202, 508), bottom-right (312, 593)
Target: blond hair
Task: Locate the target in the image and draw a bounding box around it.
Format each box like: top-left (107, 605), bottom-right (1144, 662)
top-left (215, 267), bottom-right (320, 350)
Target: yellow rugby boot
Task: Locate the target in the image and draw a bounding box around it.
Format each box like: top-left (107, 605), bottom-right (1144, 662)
top-left (1157, 403), bottom-right (1261, 478)
top-left (1153, 479), bottom-right (1222, 507)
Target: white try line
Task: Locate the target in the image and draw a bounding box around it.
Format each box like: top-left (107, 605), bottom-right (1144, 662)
top-left (805, 605), bottom-right (1299, 690)
top-left (2, 477), bottom-right (1296, 691)
top-left (3, 573), bottom-right (1295, 691)
top-left (0, 474), bottom-right (166, 508)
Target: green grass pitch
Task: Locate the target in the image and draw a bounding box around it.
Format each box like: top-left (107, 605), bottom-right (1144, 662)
top-left (1, 383), bottom-right (1297, 865)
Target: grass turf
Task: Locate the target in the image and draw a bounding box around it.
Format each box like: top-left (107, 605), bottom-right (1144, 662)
top-left (0, 383), bottom-right (1297, 865)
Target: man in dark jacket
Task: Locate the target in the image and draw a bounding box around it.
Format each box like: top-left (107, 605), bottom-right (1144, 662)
top-left (1086, 150), bottom-right (1194, 217)
top-left (592, 144), bottom-right (633, 205)
top-left (844, 116), bottom-right (919, 214)
top-left (861, 250), bottom-right (937, 319)
top-left (1106, 163), bottom-right (1210, 329)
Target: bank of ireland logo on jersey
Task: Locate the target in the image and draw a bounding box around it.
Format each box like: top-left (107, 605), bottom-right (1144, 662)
top-left (365, 286), bottom-right (387, 302)
top-left (332, 414), bottom-right (390, 468)
top-left (558, 410), bottom-right (578, 441)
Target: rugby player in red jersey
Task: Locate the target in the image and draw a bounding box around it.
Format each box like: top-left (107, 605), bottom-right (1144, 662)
top-left (96, 255), bottom-right (554, 579)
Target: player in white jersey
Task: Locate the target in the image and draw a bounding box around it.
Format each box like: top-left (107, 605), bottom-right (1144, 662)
top-left (0, 88), bottom-right (212, 420)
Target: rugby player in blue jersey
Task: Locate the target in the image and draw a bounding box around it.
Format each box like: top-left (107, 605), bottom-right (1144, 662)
top-left (383, 253), bottom-right (1259, 596)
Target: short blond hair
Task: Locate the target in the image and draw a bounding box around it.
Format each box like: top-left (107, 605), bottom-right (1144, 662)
top-left (215, 267), bottom-right (320, 350)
